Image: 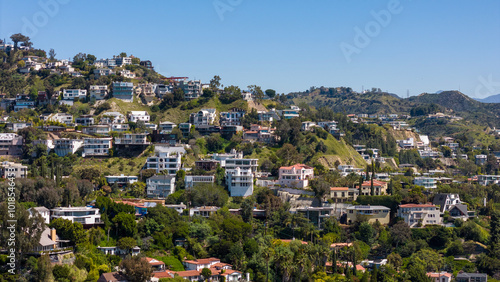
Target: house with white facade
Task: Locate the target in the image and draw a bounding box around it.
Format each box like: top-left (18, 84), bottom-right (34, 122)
top-left (29, 207), bottom-right (51, 224)
top-left (184, 175), bottom-right (215, 189)
top-left (397, 204), bottom-right (442, 228)
top-left (223, 158), bottom-right (259, 172)
top-left (115, 134), bottom-right (149, 145)
top-left (105, 174), bottom-right (138, 185)
top-left (128, 111), bottom-right (150, 123)
top-left (83, 138), bottom-right (112, 157)
top-left (90, 85), bottom-right (108, 100)
top-left (226, 167), bottom-right (254, 197)
top-left (0, 161), bottom-right (28, 178)
top-left (189, 108), bottom-right (217, 125)
top-left (159, 121), bottom-right (177, 133)
top-left (93, 68), bottom-right (115, 77)
top-left (145, 151), bottom-right (182, 175)
top-left (278, 163), bottom-right (314, 189)
top-left (414, 177), bottom-right (437, 189)
top-left (146, 175), bottom-right (176, 198)
top-left (54, 139), bottom-right (84, 156)
top-left (100, 112), bottom-right (126, 124)
top-left (0, 133), bottom-right (24, 158)
top-left (49, 113), bottom-right (74, 126)
top-left (63, 89), bottom-right (87, 100)
top-left (75, 115), bottom-right (95, 126)
top-left (51, 206), bottom-right (101, 226)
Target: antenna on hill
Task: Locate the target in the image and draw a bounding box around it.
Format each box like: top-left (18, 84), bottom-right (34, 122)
top-left (407, 89), bottom-right (409, 98)
top-left (362, 85), bottom-right (364, 93)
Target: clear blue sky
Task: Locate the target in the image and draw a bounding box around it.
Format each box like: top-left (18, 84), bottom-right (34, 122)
top-left (1, 0), bottom-right (499, 98)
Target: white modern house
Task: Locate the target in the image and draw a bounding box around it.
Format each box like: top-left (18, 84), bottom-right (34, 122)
top-left (100, 112), bottom-right (126, 124)
top-left (159, 121), bottom-right (177, 133)
top-left (105, 175), bottom-right (138, 185)
top-left (278, 163), bottom-right (314, 188)
top-left (115, 134), bottom-right (149, 145)
top-left (62, 89), bottom-right (87, 100)
top-left (223, 158), bottom-right (259, 172)
top-left (29, 207), bottom-right (50, 224)
top-left (226, 167), bottom-right (254, 197)
top-left (189, 108), bottom-right (217, 125)
top-left (54, 139), bottom-right (84, 156)
top-left (83, 138), bottom-right (112, 157)
top-left (185, 175), bottom-right (215, 189)
top-left (414, 177), bottom-right (437, 189)
top-left (49, 113), bottom-right (74, 126)
top-left (145, 151), bottom-right (182, 175)
top-left (397, 204), bottom-right (442, 228)
top-left (50, 207), bottom-right (101, 225)
top-left (146, 175), bottom-right (176, 198)
top-left (0, 161), bottom-right (28, 178)
top-left (128, 111), bottom-right (150, 123)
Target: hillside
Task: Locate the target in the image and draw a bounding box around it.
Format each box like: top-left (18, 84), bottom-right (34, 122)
top-left (476, 93), bottom-right (500, 103)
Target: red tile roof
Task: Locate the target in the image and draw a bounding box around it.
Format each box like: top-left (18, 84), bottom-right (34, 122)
top-left (280, 164), bottom-right (313, 170)
top-left (144, 257), bottom-right (165, 266)
top-left (184, 257), bottom-right (220, 265)
top-left (175, 270), bottom-right (202, 277)
top-left (399, 204), bottom-right (436, 208)
top-left (330, 187), bottom-right (349, 191)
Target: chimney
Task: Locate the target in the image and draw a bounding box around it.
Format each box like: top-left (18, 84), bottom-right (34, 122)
top-left (51, 228), bottom-right (57, 242)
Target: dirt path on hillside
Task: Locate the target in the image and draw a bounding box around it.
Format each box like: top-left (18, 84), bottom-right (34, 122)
top-left (247, 100), bottom-right (267, 111)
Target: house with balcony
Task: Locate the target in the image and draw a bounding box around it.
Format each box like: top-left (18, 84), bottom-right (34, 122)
top-left (105, 174), bottom-right (138, 185)
top-left (346, 205), bottom-right (391, 225)
top-left (51, 206), bottom-right (101, 226)
top-left (112, 82), bottom-right (134, 102)
top-left (82, 125), bottom-right (111, 136)
top-left (146, 175), bottom-right (176, 198)
top-left (297, 207), bottom-right (339, 228)
top-left (145, 151), bottom-right (182, 175)
top-left (63, 89), bottom-right (87, 101)
top-left (278, 163), bottom-right (314, 189)
top-left (100, 112), bottom-right (126, 124)
top-left (93, 68), bottom-right (115, 77)
top-left (54, 139), bottom-right (83, 156)
top-left (189, 206), bottom-right (220, 217)
top-left (359, 180), bottom-right (388, 196)
top-left (397, 204), bottom-right (442, 228)
top-left (49, 113), bottom-right (74, 126)
top-left (179, 80), bottom-right (202, 100)
top-left (155, 84), bottom-right (173, 98)
top-left (111, 124), bottom-right (130, 132)
top-left (189, 108), bottom-right (217, 125)
top-left (220, 109), bottom-right (245, 126)
top-left (0, 133), bottom-right (23, 158)
top-left (137, 83), bottom-right (156, 103)
top-left (185, 175), bottom-right (215, 189)
top-left (179, 123), bottom-right (192, 138)
top-left (29, 207), bottom-right (51, 224)
top-left (32, 228), bottom-right (67, 254)
top-left (159, 121), bottom-right (177, 133)
top-left (224, 157), bottom-right (259, 172)
top-left (90, 85), bottom-right (108, 100)
top-left (414, 177), bottom-right (437, 189)
top-left (301, 121), bottom-right (317, 131)
top-left (119, 69), bottom-right (135, 79)
top-left (83, 138), bottom-right (112, 157)
top-left (115, 134), bottom-right (149, 146)
top-left (75, 115), bottom-right (95, 126)
top-left (226, 167), bottom-right (254, 197)
top-left (258, 109), bottom-right (281, 122)
top-left (330, 187), bottom-right (359, 203)
top-left (455, 272), bottom-right (487, 282)
top-left (478, 175), bottom-right (500, 186)
top-left (13, 95), bottom-right (35, 112)
top-left (279, 106), bottom-right (301, 119)
top-left (128, 111), bottom-right (150, 123)
top-left (0, 161), bottom-right (28, 178)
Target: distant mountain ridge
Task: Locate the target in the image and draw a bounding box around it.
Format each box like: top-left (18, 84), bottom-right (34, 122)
top-left (475, 94), bottom-right (500, 103)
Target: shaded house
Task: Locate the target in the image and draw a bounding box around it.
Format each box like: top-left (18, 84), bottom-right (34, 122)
top-left (456, 272), bottom-right (487, 282)
top-left (97, 272), bottom-right (130, 282)
top-left (32, 228), bottom-right (70, 254)
top-left (195, 160), bottom-right (219, 171)
top-left (150, 130), bottom-right (177, 145)
top-left (346, 205), bottom-right (390, 225)
top-left (359, 180), bottom-right (388, 196)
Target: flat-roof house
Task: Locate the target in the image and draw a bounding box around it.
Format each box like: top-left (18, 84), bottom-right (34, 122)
top-left (346, 205), bottom-right (390, 225)
top-left (146, 175), bottom-right (176, 198)
top-left (397, 204), bottom-right (442, 228)
top-left (51, 206), bottom-right (101, 226)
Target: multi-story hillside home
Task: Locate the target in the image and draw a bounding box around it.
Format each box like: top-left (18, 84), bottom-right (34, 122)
top-left (226, 167), bottom-right (254, 197)
top-left (346, 205), bottom-right (391, 225)
top-left (105, 174), bottom-right (138, 185)
top-left (475, 154), bottom-right (488, 166)
top-left (184, 175), bottom-right (215, 189)
top-left (14, 95), bottom-right (35, 112)
top-left (111, 124), bottom-right (130, 132)
top-left (179, 80), bottom-right (202, 100)
top-left (82, 125), bottom-right (111, 136)
top-left (51, 207), bottom-right (101, 226)
top-left (0, 161), bottom-right (28, 178)
top-left (89, 85), bottom-right (108, 100)
top-left (63, 89), bottom-right (87, 100)
top-left (179, 123), bottom-right (192, 138)
top-left (189, 108), bottom-right (217, 125)
top-left (145, 151), bottom-right (182, 175)
top-left (455, 272), bottom-right (487, 282)
top-left (414, 177), bottom-right (437, 189)
top-left (301, 121), bottom-right (317, 131)
top-left (83, 138), bottom-right (112, 157)
top-left (258, 109), bottom-right (281, 122)
top-left (146, 175), bottom-right (176, 198)
top-left (115, 133), bottom-right (149, 145)
top-left (220, 109), bottom-right (245, 126)
top-left (120, 69), bottom-right (135, 79)
top-left (75, 115), bottom-right (95, 126)
top-left (128, 111), bottom-right (150, 123)
top-left (112, 82), bottom-right (134, 102)
top-left (93, 68), bottom-right (115, 77)
top-left (330, 187), bottom-right (359, 203)
top-left (397, 204), bottom-right (442, 228)
top-left (279, 106), bottom-right (300, 119)
top-left (278, 163), bottom-right (314, 189)
top-left (243, 124), bottom-right (277, 144)
top-left (0, 133), bottom-right (23, 158)
top-left (115, 56), bottom-right (132, 66)
top-left (6, 122), bottom-right (32, 132)
top-left (297, 207), bottom-right (339, 228)
top-left (100, 112), bottom-right (126, 124)
top-left (224, 158), bottom-right (258, 172)
top-left (49, 113), bottom-right (74, 126)
top-left (159, 121), bottom-right (176, 133)
top-left (137, 83), bottom-right (156, 103)
top-left (359, 180), bottom-right (388, 196)
top-left (155, 84), bottom-right (173, 98)
top-left (54, 139), bottom-right (84, 156)
top-left (477, 175), bottom-right (500, 186)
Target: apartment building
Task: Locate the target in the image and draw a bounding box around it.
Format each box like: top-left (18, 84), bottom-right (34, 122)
top-left (226, 167), bottom-right (254, 197)
top-left (145, 151), bottom-right (182, 175)
top-left (220, 109), bottom-right (245, 126)
top-left (112, 82), bottom-right (134, 102)
top-left (397, 204), bottom-right (442, 228)
top-left (414, 177), bottom-right (437, 189)
top-left (178, 80), bottom-right (202, 100)
top-left (62, 89), bottom-right (87, 100)
top-left (115, 134), bottom-right (149, 145)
